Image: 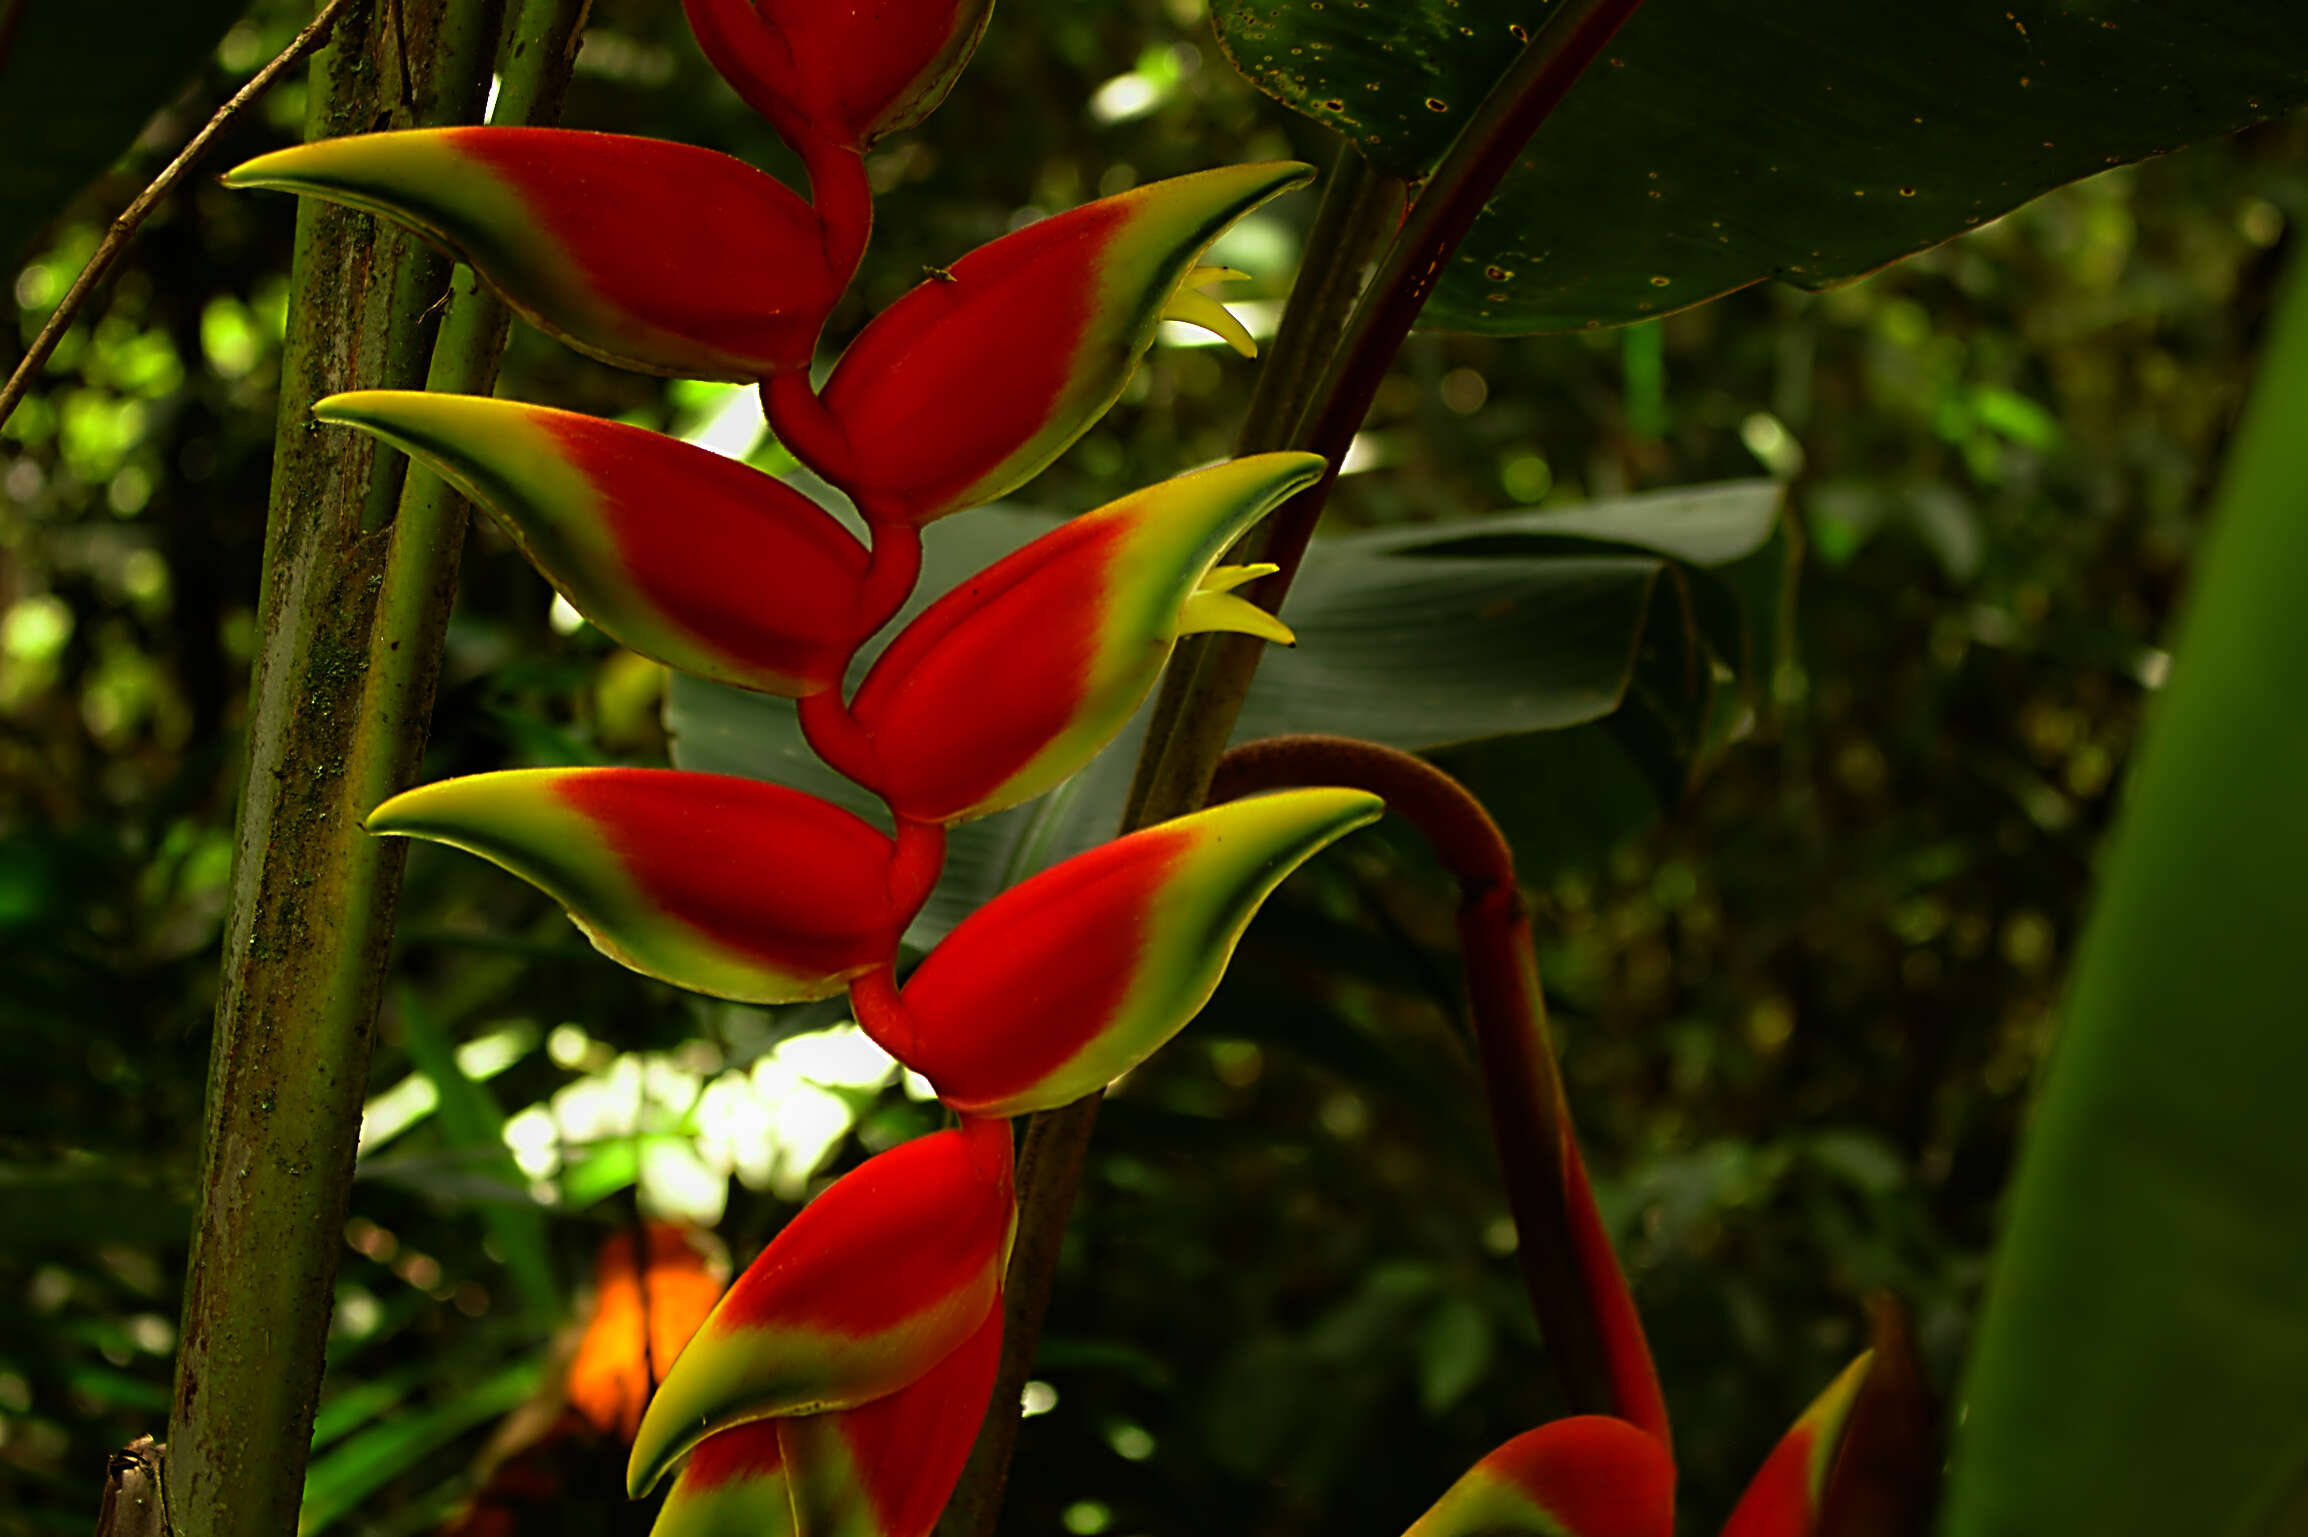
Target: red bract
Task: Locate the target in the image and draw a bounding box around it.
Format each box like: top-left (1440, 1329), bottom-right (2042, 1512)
top-left (805, 453), bottom-right (1317, 823)
top-left (682, 0), bottom-right (996, 154)
top-left (650, 1418), bottom-right (790, 1537)
top-left (225, 129), bottom-right (841, 381)
top-left (851, 789), bottom-right (1383, 1116)
top-left (628, 1116), bottom-right (1013, 1495)
top-left (366, 769), bottom-right (941, 1004)
top-left (316, 391), bottom-right (910, 697)
top-left (1718, 1353), bottom-right (1873, 1537)
top-left (651, 1305), bottom-right (1000, 1537)
top-left (1403, 1417), bottom-right (1677, 1537)
top-left (765, 163), bottom-right (1314, 527)
top-left (777, 1300), bottom-right (1004, 1537)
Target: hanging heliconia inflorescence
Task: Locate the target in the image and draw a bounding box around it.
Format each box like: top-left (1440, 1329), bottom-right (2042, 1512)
top-left (232, 2), bottom-right (1377, 1533)
top-left (233, 2), bottom-right (1899, 1533)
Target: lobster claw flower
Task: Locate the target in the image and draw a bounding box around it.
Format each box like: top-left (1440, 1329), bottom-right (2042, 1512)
top-left (810, 452), bottom-right (1320, 823)
top-left (1719, 1353), bottom-right (1873, 1537)
top-left (225, 129), bottom-right (840, 381)
top-left (650, 1305), bottom-right (1001, 1537)
top-left (767, 162), bottom-right (1314, 527)
top-left (366, 769), bottom-right (936, 1004)
top-left (628, 1116), bottom-right (1014, 1497)
top-left (1403, 1416), bottom-right (1677, 1537)
top-left (318, 391), bottom-right (880, 698)
top-left (851, 788), bottom-right (1383, 1116)
top-left (682, 0), bottom-right (996, 155)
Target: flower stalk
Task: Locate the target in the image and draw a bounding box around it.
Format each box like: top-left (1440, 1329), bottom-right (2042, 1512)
top-left (163, 3), bottom-right (589, 1533)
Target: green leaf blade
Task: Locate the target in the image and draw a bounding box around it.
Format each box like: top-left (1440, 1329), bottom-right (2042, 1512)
top-left (1941, 252), bottom-right (2308, 1536)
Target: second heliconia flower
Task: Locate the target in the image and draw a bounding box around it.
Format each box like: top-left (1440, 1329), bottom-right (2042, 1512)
top-left (804, 452), bottom-right (1320, 824)
top-left (1403, 1416), bottom-right (1676, 1537)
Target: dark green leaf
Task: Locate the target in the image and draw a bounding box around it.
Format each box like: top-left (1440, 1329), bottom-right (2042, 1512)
top-left (1209, 0), bottom-right (2308, 333)
top-left (1941, 253), bottom-right (2308, 1535)
top-left (0, 0), bottom-right (252, 264)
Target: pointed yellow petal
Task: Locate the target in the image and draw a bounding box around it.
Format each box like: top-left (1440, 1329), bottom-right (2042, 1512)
top-left (1195, 561), bottom-right (1279, 595)
top-left (1162, 288), bottom-right (1258, 357)
top-left (1176, 588), bottom-right (1294, 645)
top-left (1184, 265), bottom-right (1251, 286)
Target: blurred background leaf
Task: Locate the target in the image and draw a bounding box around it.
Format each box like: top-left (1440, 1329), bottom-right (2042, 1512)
top-left (0, 0), bottom-right (255, 265)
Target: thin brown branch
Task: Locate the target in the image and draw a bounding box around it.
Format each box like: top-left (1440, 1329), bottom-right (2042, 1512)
top-left (0, 0), bottom-right (360, 433)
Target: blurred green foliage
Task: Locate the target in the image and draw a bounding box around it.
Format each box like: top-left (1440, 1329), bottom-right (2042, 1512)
top-left (1, 0), bottom-right (2301, 1533)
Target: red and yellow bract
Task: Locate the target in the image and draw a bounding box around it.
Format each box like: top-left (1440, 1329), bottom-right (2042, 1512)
top-left (850, 789), bottom-right (1384, 1117)
top-left (681, 0), bottom-right (996, 154)
top-left (765, 163), bottom-right (1313, 527)
top-left (316, 391), bottom-right (902, 698)
top-left (806, 453), bottom-right (1317, 822)
top-left (628, 1116), bottom-right (1013, 1497)
top-left (226, 129), bottom-right (842, 381)
top-left (1404, 1416), bottom-right (1677, 1537)
top-left (366, 769), bottom-right (939, 1005)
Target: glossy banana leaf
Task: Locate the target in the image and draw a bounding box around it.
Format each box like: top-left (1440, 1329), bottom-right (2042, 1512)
top-left (1940, 253), bottom-right (2308, 1534)
top-left (1209, 0), bottom-right (2308, 334)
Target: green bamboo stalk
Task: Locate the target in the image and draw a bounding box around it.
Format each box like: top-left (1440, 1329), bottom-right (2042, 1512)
top-left (161, 2), bottom-right (586, 1532)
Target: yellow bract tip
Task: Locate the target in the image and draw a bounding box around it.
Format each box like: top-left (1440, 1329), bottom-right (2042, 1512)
top-left (1177, 588), bottom-right (1293, 646)
top-left (1195, 562), bottom-right (1279, 595)
top-left (1162, 288), bottom-right (1258, 358)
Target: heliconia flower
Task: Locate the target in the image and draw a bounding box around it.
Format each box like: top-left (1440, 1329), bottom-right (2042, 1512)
top-left (1401, 1416), bottom-right (1677, 1537)
top-left (224, 129), bottom-right (841, 382)
top-left (763, 162), bottom-right (1314, 528)
top-left (1718, 1353), bottom-right (1874, 1537)
top-left (628, 1116), bottom-right (1014, 1497)
top-left (682, 0), bottom-right (996, 155)
top-left (366, 769), bottom-right (942, 1004)
top-left (850, 788), bottom-right (1384, 1116)
top-left (315, 391), bottom-right (900, 698)
top-left (802, 453), bottom-right (1318, 824)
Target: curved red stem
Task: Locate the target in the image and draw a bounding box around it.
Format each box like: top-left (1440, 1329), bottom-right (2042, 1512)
top-left (764, 368), bottom-right (858, 488)
top-left (857, 522), bottom-right (923, 642)
top-left (802, 136), bottom-right (875, 297)
top-left (1212, 734), bottom-right (1669, 1448)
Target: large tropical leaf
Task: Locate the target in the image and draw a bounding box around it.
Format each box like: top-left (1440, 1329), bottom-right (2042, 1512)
top-left (667, 481), bottom-right (1782, 945)
top-left (1940, 254), bottom-right (2308, 1533)
top-left (1209, 0), bottom-right (2308, 333)
top-left (0, 0), bottom-right (252, 264)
